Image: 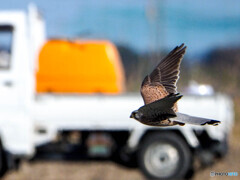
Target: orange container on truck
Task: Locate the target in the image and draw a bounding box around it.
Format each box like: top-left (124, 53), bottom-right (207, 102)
top-left (36, 39), bottom-right (125, 93)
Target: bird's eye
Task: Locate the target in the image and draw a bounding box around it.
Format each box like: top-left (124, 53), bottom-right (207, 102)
top-left (135, 113), bottom-right (140, 119)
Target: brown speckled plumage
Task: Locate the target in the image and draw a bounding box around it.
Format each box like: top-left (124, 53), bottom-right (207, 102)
top-left (141, 84), bottom-right (168, 105)
top-left (140, 44), bottom-right (186, 113)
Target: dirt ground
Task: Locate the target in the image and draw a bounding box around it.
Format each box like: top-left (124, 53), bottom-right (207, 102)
top-left (2, 135), bottom-right (239, 180)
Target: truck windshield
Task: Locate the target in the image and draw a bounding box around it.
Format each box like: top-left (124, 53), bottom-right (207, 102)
top-left (0, 25), bottom-right (13, 70)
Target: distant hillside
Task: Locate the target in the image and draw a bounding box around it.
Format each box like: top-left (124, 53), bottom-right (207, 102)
top-left (199, 47), bottom-right (240, 96)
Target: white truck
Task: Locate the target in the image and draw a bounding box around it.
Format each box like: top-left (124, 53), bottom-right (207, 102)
top-left (0, 5), bottom-right (234, 180)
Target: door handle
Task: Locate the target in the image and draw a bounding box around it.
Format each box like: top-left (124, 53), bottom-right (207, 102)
top-left (3, 81), bottom-right (13, 87)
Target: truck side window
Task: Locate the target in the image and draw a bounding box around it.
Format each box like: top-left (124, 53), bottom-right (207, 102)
top-left (0, 25), bottom-right (13, 70)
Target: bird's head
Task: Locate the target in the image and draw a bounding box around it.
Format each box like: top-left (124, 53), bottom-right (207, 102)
top-left (130, 110), bottom-right (142, 120)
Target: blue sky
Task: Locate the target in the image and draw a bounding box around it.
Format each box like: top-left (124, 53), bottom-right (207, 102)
top-left (1, 0), bottom-right (240, 57)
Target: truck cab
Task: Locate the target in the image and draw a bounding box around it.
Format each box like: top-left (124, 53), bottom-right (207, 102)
top-left (0, 6), bottom-right (43, 158)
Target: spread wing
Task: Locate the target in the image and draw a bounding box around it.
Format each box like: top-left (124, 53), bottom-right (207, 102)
top-left (141, 44), bottom-right (186, 105)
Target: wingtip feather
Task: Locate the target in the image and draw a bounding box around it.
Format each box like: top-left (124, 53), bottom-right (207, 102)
top-left (201, 120), bottom-right (221, 126)
top-left (177, 43), bottom-right (187, 51)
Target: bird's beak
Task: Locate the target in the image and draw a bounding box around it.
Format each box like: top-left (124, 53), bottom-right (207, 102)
top-left (130, 114), bottom-right (133, 118)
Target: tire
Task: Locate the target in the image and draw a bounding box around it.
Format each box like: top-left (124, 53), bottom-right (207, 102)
top-left (138, 132), bottom-right (192, 180)
top-left (0, 141), bottom-right (7, 177)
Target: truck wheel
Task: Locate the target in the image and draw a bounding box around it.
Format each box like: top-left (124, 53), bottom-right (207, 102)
top-left (138, 132), bottom-right (192, 180)
top-left (0, 142), bottom-right (7, 177)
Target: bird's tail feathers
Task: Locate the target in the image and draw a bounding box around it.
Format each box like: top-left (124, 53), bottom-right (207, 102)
top-left (171, 112), bottom-right (221, 126)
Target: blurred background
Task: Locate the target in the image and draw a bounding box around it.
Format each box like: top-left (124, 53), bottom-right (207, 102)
top-left (1, 0), bottom-right (240, 179)
top-left (1, 0), bottom-right (240, 92)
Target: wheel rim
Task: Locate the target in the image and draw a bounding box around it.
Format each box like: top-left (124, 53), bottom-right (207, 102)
top-left (144, 142), bottom-right (180, 178)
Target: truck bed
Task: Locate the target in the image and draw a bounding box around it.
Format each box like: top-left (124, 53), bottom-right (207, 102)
top-left (32, 93), bottom-right (233, 131)
top-left (32, 93), bottom-right (144, 130)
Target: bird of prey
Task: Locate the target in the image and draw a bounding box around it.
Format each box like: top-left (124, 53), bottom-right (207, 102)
top-left (130, 44), bottom-right (220, 126)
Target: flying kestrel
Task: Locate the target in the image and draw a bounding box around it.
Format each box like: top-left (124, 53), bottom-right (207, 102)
top-left (130, 44), bottom-right (220, 126)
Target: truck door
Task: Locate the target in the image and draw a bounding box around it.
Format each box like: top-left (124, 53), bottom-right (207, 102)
top-left (0, 23), bottom-right (34, 156)
top-left (0, 25), bottom-right (20, 107)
